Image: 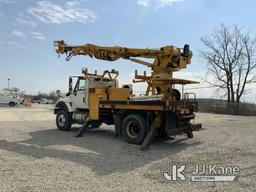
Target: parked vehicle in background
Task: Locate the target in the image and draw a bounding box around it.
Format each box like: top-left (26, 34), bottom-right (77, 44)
top-left (0, 92), bottom-right (19, 107)
top-left (41, 98), bottom-right (54, 104)
top-left (34, 98), bottom-right (54, 104)
top-left (0, 90), bottom-right (24, 107)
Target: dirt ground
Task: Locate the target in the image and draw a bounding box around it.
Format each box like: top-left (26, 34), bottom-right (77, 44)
top-left (0, 104), bottom-right (255, 192)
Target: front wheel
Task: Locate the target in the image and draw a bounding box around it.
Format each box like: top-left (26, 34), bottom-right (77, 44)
top-left (122, 114), bottom-right (147, 144)
top-left (56, 110), bottom-right (72, 131)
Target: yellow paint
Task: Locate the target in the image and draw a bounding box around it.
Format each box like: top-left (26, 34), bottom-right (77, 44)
top-left (89, 93), bottom-right (100, 120)
top-left (107, 88), bottom-right (130, 101)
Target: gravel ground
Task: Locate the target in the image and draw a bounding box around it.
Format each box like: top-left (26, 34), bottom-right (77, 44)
top-left (0, 104), bottom-right (255, 192)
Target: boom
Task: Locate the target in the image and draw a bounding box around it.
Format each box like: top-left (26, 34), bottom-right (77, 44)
top-left (54, 40), bottom-right (192, 73)
top-left (54, 40), bottom-right (197, 99)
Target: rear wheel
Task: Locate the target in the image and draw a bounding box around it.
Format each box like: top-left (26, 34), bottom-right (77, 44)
top-left (122, 114), bottom-right (147, 144)
top-left (8, 102), bottom-right (15, 107)
top-left (56, 110), bottom-right (72, 131)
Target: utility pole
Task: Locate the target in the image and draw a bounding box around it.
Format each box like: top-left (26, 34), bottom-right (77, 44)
top-left (7, 78), bottom-right (10, 90)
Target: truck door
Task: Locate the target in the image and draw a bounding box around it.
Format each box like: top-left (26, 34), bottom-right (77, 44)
top-left (71, 78), bottom-right (88, 109)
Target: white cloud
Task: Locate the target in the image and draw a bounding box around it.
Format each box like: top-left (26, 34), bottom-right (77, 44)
top-left (137, 0), bottom-right (183, 8)
top-left (12, 30), bottom-right (26, 38)
top-left (156, 0), bottom-right (183, 8)
top-left (11, 30), bottom-right (45, 40)
top-left (30, 31), bottom-right (46, 40)
top-left (16, 18), bottom-right (38, 27)
top-left (27, 1), bottom-right (97, 24)
top-left (137, 0), bottom-right (149, 7)
top-left (66, 1), bottom-right (80, 8)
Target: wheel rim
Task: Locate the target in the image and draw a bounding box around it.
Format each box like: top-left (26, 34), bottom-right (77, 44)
top-left (58, 114), bottom-right (66, 127)
top-left (126, 121), bottom-right (139, 139)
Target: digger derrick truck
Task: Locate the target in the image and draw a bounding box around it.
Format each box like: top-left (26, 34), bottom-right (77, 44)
top-left (53, 40), bottom-right (202, 150)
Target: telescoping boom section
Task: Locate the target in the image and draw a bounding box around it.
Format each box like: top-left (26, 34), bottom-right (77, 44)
top-left (53, 40), bottom-right (203, 150)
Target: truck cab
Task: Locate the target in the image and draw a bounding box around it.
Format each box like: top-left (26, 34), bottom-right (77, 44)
top-left (54, 69), bottom-right (120, 130)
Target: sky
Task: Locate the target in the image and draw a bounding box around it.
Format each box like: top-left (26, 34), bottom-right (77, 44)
top-left (0, 0), bottom-right (255, 102)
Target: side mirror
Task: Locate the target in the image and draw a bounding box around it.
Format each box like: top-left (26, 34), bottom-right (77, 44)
top-left (69, 77), bottom-right (73, 93)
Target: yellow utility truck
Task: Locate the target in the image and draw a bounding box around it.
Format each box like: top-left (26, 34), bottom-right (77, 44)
top-left (53, 40), bottom-right (202, 150)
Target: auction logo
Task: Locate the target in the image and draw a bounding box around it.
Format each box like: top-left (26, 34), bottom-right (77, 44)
top-left (162, 163), bottom-right (186, 181)
top-left (162, 163), bottom-right (240, 182)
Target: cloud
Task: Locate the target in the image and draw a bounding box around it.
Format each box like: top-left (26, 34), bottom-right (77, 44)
top-left (16, 18), bottom-right (38, 27)
top-left (11, 30), bottom-right (46, 40)
top-left (156, 0), bottom-right (183, 8)
top-left (66, 1), bottom-right (80, 8)
top-left (12, 30), bottom-right (26, 38)
top-left (137, 0), bottom-right (183, 8)
top-left (30, 31), bottom-right (46, 40)
top-left (137, 0), bottom-right (149, 7)
top-left (27, 1), bottom-right (97, 24)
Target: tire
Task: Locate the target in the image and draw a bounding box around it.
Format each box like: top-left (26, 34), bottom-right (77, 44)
top-left (9, 102), bottom-right (15, 107)
top-left (122, 114), bottom-right (147, 144)
top-left (56, 110), bottom-right (72, 131)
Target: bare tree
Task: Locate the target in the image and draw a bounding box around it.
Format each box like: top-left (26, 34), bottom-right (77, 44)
top-left (200, 24), bottom-right (256, 103)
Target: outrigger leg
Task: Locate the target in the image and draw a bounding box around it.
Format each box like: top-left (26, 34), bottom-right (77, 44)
top-left (140, 113), bottom-right (162, 150)
top-left (140, 126), bottom-right (158, 150)
top-left (75, 121), bottom-right (89, 137)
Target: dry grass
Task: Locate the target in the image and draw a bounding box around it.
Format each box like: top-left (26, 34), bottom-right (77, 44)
top-left (198, 99), bottom-right (256, 116)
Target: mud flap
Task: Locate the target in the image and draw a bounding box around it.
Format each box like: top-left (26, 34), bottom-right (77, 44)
top-left (165, 112), bottom-right (178, 132)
